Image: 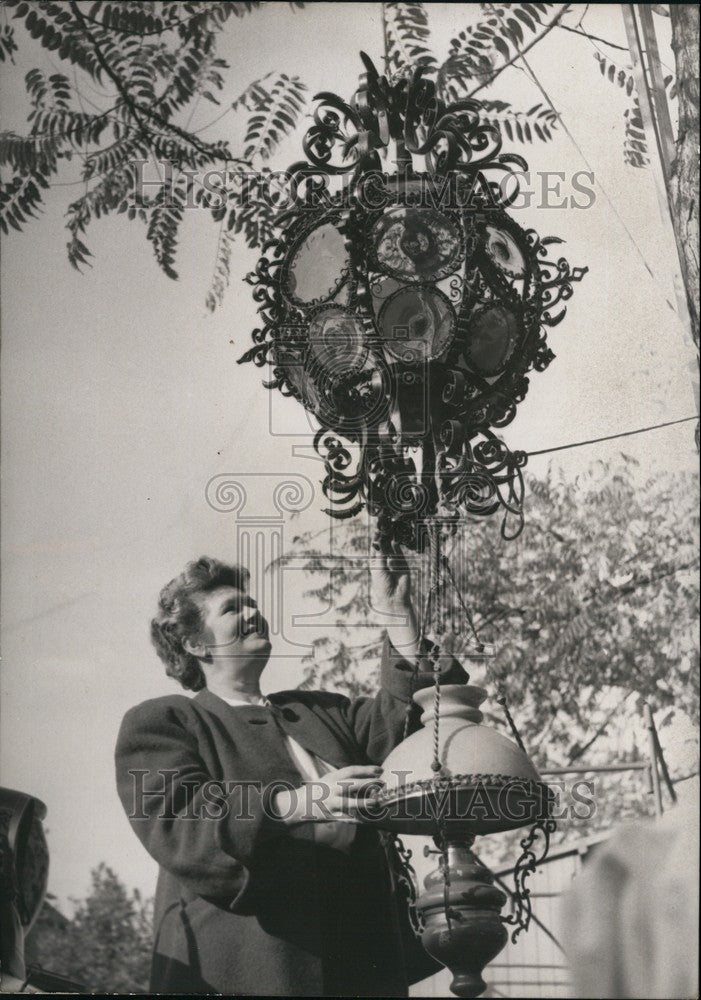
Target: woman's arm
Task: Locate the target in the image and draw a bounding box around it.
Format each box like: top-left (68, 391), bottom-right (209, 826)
top-left (369, 540), bottom-right (420, 659)
top-left (115, 699), bottom-right (288, 908)
top-left (340, 544), bottom-right (469, 762)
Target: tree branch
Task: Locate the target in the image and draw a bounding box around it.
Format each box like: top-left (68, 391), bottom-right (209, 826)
top-left (615, 558), bottom-right (699, 598)
top-left (466, 4), bottom-right (573, 99)
top-left (67, 7), bottom-right (208, 39)
top-left (556, 22), bottom-right (629, 52)
top-left (567, 691), bottom-right (631, 763)
top-left (68, 0), bottom-right (231, 163)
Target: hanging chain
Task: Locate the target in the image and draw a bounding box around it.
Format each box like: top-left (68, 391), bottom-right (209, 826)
top-left (442, 553), bottom-right (530, 752)
top-left (429, 521), bottom-right (445, 774)
top-left (496, 695), bottom-right (527, 753)
top-left (402, 534), bottom-right (435, 741)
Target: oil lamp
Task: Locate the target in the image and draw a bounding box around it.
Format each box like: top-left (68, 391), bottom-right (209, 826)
top-left (363, 678), bottom-right (554, 998)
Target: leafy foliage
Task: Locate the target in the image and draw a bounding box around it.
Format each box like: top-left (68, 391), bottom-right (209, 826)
top-left (146, 173), bottom-right (192, 278)
top-left (593, 52), bottom-right (677, 170)
top-left (384, 2), bottom-right (436, 75)
top-left (0, 21), bottom-right (18, 61)
top-left (478, 98), bottom-right (558, 143)
top-left (0, 2), bottom-right (674, 297)
top-left (284, 460), bottom-right (699, 839)
top-left (449, 3), bottom-right (555, 65)
top-left (624, 97), bottom-right (650, 169)
top-left (205, 224), bottom-right (234, 312)
top-left (0, 0), bottom-right (307, 302)
top-left (26, 865), bottom-right (152, 993)
top-left (242, 72), bottom-right (307, 162)
top-left (594, 51), bottom-right (636, 97)
top-left (395, 3), bottom-right (562, 145)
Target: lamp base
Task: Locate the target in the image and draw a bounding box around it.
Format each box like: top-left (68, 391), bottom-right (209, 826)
top-left (416, 839), bottom-right (508, 999)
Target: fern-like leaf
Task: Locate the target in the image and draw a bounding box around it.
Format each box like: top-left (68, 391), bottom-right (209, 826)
top-left (242, 73), bottom-right (307, 162)
top-left (0, 23), bottom-right (18, 62)
top-left (0, 171), bottom-right (49, 234)
top-left (205, 228), bottom-right (235, 312)
top-left (0, 130), bottom-right (63, 172)
top-left (624, 98), bottom-right (650, 168)
top-left (228, 169), bottom-right (278, 248)
top-left (65, 167), bottom-right (136, 270)
top-left (384, 2), bottom-right (436, 75)
top-left (593, 52), bottom-right (636, 97)
top-left (231, 71), bottom-right (276, 113)
top-left (447, 3), bottom-right (553, 79)
top-left (593, 54), bottom-right (676, 169)
top-left (479, 98), bottom-right (558, 143)
top-left (146, 174), bottom-right (190, 279)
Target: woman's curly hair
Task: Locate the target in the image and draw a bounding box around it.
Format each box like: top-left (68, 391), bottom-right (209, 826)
top-left (150, 556), bottom-right (249, 690)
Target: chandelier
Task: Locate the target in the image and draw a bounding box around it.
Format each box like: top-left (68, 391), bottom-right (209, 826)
top-left (241, 52), bottom-right (587, 549)
top-left (241, 52), bottom-right (587, 998)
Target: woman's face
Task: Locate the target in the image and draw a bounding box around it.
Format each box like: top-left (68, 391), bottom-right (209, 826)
top-left (195, 585), bottom-right (271, 661)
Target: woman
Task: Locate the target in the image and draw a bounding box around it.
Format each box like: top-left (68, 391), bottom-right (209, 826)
top-left (115, 551), bottom-right (467, 995)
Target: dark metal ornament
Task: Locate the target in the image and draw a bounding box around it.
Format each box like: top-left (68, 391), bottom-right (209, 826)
top-left (241, 54), bottom-right (586, 549)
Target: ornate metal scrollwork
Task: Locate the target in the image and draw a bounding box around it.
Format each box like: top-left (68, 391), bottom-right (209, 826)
top-left (501, 817), bottom-right (558, 943)
top-left (241, 53), bottom-right (587, 548)
top-left (388, 833), bottom-right (425, 937)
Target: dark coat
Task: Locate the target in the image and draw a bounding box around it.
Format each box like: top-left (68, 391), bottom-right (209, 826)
top-left (115, 638), bottom-right (467, 996)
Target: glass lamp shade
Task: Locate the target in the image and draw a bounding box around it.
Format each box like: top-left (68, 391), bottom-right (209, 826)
top-left (314, 361), bottom-right (390, 428)
top-left (378, 286), bottom-right (456, 363)
top-left (371, 206), bottom-right (464, 282)
top-left (362, 685), bottom-right (551, 837)
top-left (464, 303), bottom-right (520, 376)
top-left (283, 221), bottom-right (349, 305)
top-left (307, 305), bottom-right (368, 373)
top-left (483, 224), bottom-right (527, 278)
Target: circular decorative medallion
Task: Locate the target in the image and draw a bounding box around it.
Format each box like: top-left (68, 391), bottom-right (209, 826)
top-left (307, 305), bottom-right (368, 373)
top-left (370, 206), bottom-right (463, 282)
top-left (378, 286), bottom-right (456, 363)
top-left (313, 359), bottom-right (390, 429)
top-left (483, 225), bottom-right (527, 279)
top-left (464, 303), bottom-right (521, 375)
top-left (283, 221), bottom-right (349, 305)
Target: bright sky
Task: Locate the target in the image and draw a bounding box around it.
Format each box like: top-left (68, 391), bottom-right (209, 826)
top-left (0, 3), bottom-right (697, 908)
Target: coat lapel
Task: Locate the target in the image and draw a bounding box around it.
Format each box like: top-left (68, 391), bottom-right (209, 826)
top-left (193, 689), bottom-right (355, 770)
top-left (193, 689), bottom-right (302, 781)
top-left (267, 694), bottom-right (357, 769)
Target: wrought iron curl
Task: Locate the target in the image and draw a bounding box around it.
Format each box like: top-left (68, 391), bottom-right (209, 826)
top-left (502, 817), bottom-right (557, 943)
top-left (389, 833), bottom-right (425, 937)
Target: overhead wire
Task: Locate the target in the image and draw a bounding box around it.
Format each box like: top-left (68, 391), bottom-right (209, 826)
top-left (527, 415), bottom-right (698, 457)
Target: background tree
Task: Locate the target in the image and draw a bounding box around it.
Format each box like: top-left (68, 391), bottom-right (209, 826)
top-left (284, 457), bottom-right (699, 843)
top-left (25, 864), bottom-right (153, 993)
top-left (669, 3), bottom-right (699, 345)
top-left (2, 2), bottom-right (686, 307)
